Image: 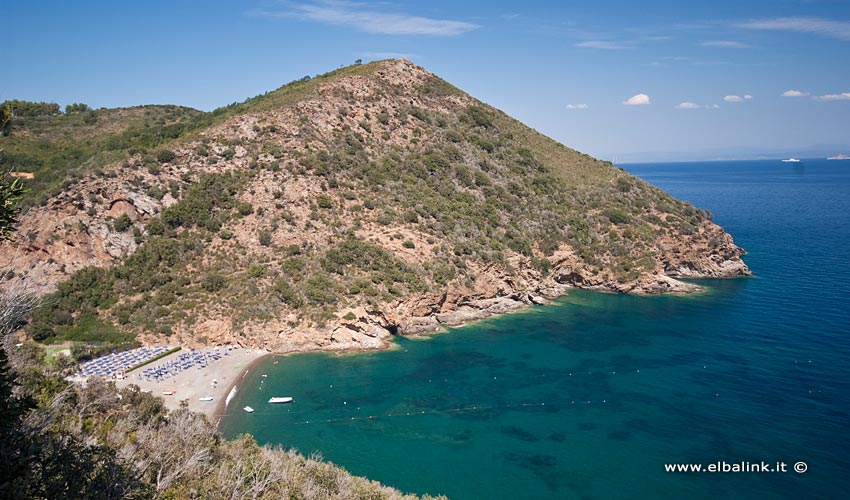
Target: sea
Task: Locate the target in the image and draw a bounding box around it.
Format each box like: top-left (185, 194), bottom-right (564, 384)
top-left (220, 159), bottom-right (850, 499)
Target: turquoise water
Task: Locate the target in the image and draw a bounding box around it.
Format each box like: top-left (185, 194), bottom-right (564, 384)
top-left (220, 159), bottom-right (850, 499)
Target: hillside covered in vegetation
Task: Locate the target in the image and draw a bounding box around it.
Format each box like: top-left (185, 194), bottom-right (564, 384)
top-left (0, 59), bottom-right (748, 355)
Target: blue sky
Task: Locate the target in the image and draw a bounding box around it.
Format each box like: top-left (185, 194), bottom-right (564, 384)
top-left (5, 0), bottom-right (850, 161)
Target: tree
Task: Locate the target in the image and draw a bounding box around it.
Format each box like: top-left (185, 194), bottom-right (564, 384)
top-left (0, 174), bottom-right (25, 241)
top-left (0, 102), bottom-right (10, 136)
top-left (0, 169), bottom-right (39, 497)
top-left (65, 103), bottom-right (90, 114)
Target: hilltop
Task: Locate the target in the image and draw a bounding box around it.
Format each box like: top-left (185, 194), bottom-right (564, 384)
top-left (0, 59), bottom-right (748, 353)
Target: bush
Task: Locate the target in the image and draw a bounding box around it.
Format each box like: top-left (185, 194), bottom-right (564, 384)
top-left (603, 208), bottom-right (631, 225)
top-left (273, 279), bottom-right (303, 307)
top-left (248, 264), bottom-right (264, 278)
top-left (156, 149), bottom-right (176, 163)
top-left (237, 202), bottom-right (253, 216)
top-left (113, 213), bottom-right (132, 232)
top-left (147, 218), bottom-right (164, 236)
top-left (160, 173), bottom-right (239, 229)
top-left (201, 273), bottom-right (227, 292)
top-left (316, 195), bottom-right (333, 209)
top-left (65, 102), bottom-right (90, 114)
top-left (465, 105), bottom-right (493, 128)
top-left (304, 274), bottom-right (338, 304)
top-left (258, 230), bottom-right (272, 247)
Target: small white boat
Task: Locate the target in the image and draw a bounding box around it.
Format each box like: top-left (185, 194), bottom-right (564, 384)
top-left (268, 397), bottom-right (294, 404)
top-left (243, 406), bottom-right (255, 413)
top-left (199, 396), bottom-right (213, 402)
top-left (162, 390), bottom-right (176, 396)
top-left (782, 157), bottom-right (801, 163)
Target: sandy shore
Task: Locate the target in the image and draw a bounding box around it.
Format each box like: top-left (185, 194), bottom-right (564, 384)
top-left (115, 347), bottom-right (269, 419)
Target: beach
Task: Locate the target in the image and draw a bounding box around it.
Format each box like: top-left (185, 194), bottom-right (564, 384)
top-left (115, 346), bottom-right (269, 419)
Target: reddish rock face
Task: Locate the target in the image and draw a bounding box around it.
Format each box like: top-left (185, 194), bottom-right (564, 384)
top-left (0, 59), bottom-right (749, 352)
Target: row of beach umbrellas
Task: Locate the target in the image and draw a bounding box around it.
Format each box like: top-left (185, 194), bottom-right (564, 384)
top-left (76, 345), bottom-right (171, 378)
top-left (137, 348), bottom-right (229, 383)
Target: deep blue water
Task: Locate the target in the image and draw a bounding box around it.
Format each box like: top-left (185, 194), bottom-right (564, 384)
top-left (221, 159), bottom-right (850, 499)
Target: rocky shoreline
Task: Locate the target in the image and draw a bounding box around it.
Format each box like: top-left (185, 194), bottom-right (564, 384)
top-left (232, 235), bottom-right (749, 352)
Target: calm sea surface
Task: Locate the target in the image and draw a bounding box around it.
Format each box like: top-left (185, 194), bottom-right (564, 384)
top-left (220, 159), bottom-right (850, 499)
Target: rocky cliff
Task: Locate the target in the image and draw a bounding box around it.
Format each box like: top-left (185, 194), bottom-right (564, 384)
top-left (0, 59), bottom-right (749, 352)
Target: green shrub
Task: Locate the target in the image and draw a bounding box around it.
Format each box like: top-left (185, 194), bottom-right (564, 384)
top-left (258, 230), bottom-right (272, 246)
top-left (201, 273), bottom-right (227, 292)
top-left (156, 149), bottom-right (176, 163)
top-left (316, 194), bottom-right (333, 209)
top-left (113, 213), bottom-right (132, 232)
top-left (248, 264), bottom-right (265, 278)
top-left (65, 102), bottom-right (90, 114)
top-left (304, 273), bottom-right (339, 304)
top-left (603, 208), bottom-right (631, 225)
top-left (237, 202), bottom-right (253, 216)
top-left (273, 278), bottom-right (303, 307)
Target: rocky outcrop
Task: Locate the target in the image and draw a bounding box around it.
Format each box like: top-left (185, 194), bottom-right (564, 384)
top-left (0, 58), bottom-right (751, 354)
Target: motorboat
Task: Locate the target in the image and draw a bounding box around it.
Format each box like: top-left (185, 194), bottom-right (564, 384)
top-left (268, 397), bottom-right (294, 404)
top-left (243, 406), bottom-right (255, 413)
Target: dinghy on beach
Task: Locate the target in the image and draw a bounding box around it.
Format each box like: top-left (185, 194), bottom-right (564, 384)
top-left (199, 396), bottom-right (213, 402)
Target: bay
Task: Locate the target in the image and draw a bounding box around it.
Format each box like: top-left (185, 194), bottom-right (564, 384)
top-left (221, 159), bottom-right (850, 499)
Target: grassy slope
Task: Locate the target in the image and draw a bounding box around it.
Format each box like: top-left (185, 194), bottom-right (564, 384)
top-left (0, 105), bottom-right (203, 208)
top-left (16, 60), bottom-right (718, 348)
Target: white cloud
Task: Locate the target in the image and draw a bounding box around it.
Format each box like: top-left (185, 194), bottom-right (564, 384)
top-left (674, 102), bottom-right (701, 109)
top-left (701, 40), bottom-right (751, 48)
top-left (623, 93), bottom-right (651, 106)
top-left (724, 95), bottom-right (743, 102)
top-left (782, 90), bottom-right (810, 97)
top-left (741, 17), bottom-right (850, 41)
top-left (254, 1), bottom-right (479, 36)
top-left (816, 92), bottom-right (850, 101)
top-left (674, 102), bottom-right (719, 109)
top-left (575, 41), bottom-right (631, 50)
top-left (744, 94), bottom-right (753, 100)
top-left (566, 103), bottom-right (589, 109)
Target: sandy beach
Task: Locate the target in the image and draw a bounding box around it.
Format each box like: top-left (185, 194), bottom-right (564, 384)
top-left (115, 346), bottom-right (269, 419)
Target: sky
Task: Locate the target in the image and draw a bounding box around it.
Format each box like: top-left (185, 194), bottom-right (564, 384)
top-left (5, 0), bottom-right (850, 161)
